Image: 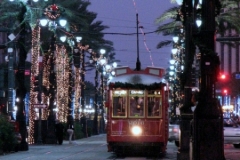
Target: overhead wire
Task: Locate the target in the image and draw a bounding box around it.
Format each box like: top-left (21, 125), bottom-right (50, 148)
top-left (132, 0), bottom-right (154, 67)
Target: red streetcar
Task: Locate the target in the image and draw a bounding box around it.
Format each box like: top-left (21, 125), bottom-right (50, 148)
top-left (105, 66), bottom-right (169, 155)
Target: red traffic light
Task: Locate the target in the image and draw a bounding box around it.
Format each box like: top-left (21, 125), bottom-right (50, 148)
top-left (220, 74), bottom-right (226, 79)
top-left (218, 73), bottom-right (229, 82)
top-left (222, 89), bottom-right (228, 95)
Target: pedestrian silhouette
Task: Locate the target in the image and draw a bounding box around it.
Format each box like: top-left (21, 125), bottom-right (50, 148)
top-left (55, 120), bottom-right (64, 145)
top-left (67, 116), bottom-right (75, 144)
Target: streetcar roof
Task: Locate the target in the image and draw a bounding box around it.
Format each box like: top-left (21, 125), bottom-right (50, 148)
top-left (108, 74), bottom-right (166, 85)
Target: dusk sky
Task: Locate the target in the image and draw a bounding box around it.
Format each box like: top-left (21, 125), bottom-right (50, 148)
top-left (86, 0), bottom-right (175, 81)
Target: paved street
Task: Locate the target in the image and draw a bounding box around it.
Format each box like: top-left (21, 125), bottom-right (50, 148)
top-left (0, 134), bottom-right (239, 160)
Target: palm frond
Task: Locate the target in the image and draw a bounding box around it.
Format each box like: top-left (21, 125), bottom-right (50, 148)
top-left (155, 6), bottom-right (179, 24)
top-left (157, 40), bottom-right (172, 49)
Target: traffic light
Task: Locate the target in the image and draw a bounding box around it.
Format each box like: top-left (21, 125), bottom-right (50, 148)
top-left (220, 74), bottom-right (226, 80)
top-left (33, 75), bottom-right (40, 92)
top-left (218, 73), bottom-right (229, 81)
top-left (222, 89), bottom-right (228, 95)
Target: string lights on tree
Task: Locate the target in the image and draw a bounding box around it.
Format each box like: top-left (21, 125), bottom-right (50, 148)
top-left (55, 45), bottom-right (69, 122)
top-left (29, 25), bottom-right (41, 144)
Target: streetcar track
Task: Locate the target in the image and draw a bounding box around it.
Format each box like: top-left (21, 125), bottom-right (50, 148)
top-left (57, 143), bottom-right (106, 160)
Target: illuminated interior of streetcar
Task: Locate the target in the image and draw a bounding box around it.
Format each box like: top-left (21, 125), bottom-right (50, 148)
top-left (112, 89), bottom-right (162, 118)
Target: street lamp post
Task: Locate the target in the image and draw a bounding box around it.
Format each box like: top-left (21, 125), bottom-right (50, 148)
top-left (177, 0), bottom-right (223, 159)
top-left (74, 41), bottom-right (88, 137)
top-left (100, 62), bottom-right (117, 133)
top-left (80, 45), bottom-right (85, 116)
top-left (7, 47), bottom-right (14, 120)
top-left (100, 68), bottom-right (104, 133)
top-left (8, 0), bottom-right (30, 151)
top-left (176, 0), bottom-right (197, 159)
top-left (39, 2), bottom-right (67, 144)
top-left (93, 62), bottom-right (99, 135)
top-left (192, 0), bottom-right (224, 159)
top-left (91, 49), bottom-right (106, 135)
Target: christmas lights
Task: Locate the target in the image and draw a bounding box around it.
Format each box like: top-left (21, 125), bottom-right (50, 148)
top-left (55, 45), bottom-right (69, 122)
top-left (29, 26), bottom-right (40, 144)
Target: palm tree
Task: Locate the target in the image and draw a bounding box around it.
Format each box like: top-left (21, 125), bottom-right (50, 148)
top-left (155, 0), bottom-right (240, 48)
top-left (155, 0), bottom-right (240, 88)
top-left (156, 0), bottom-right (240, 117)
top-left (0, 0), bottom-right (118, 144)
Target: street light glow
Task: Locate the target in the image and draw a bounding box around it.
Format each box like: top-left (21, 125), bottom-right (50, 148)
top-left (100, 49), bottom-right (106, 54)
top-left (59, 19), bottom-right (67, 27)
top-left (76, 36), bottom-right (82, 42)
top-left (60, 36), bottom-right (67, 42)
top-left (196, 19), bottom-right (202, 27)
top-left (171, 48), bottom-right (178, 55)
top-left (40, 19), bottom-right (48, 27)
top-left (173, 36), bottom-right (179, 43)
top-left (112, 62), bottom-right (117, 68)
top-left (176, 0), bottom-right (183, 5)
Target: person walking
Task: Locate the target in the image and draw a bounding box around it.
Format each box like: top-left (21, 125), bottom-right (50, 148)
top-left (55, 120), bottom-right (64, 145)
top-left (67, 120), bottom-right (74, 144)
top-left (80, 113), bottom-right (88, 137)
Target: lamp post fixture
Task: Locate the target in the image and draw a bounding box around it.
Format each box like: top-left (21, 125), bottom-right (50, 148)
top-left (8, 0), bottom-right (36, 151)
top-left (169, 28), bottom-right (184, 120)
top-left (73, 40), bottom-right (89, 137)
top-left (169, 64), bottom-right (177, 119)
top-left (8, 0), bottom-right (67, 145)
top-left (99, 59), bottom-right (106, 134)
top-left (99, 60), bottom-right (117, 133)
top-left (176, 0), bottom-right (223, 159)
top-left (174, 0), bottom-right (199, 159)
top-left (101, 62), bottom-right (117, 133)
top-left (7, 47), bottom-right (14, 120)
top-left (191, 0), bottom-right (223, 159)
top-left (39, 2), bottom-right (67, 144)
top-left (89, 49), bottom-right (106, 135)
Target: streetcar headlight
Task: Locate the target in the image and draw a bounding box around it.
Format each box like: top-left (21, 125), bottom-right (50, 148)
top-left (131, 126), bottom-right (142, 136)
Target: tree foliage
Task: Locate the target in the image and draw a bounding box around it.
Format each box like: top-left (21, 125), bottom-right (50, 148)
top-left (155, 0), bottom-right (240, 49)
top-left (0, 0), bottom-right (115, 55)
top-left (0, 114), bottom-right (17, 152)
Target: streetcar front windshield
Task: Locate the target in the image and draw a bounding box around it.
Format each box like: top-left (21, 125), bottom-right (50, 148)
top-left (129, 90), bottom-right (145, 118)
top-left (113, 96), bottom-right (127, 116)
top-left (147, 90), bottom-right (162, 117)
top-left (112, 90), bottom-right (127, 117)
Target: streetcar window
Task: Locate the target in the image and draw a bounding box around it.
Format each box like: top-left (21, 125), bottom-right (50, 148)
top-left (147, 97), bottom-right (161, 117)
top-left (112, 96), bottom-right (126, 117)
top-left (129, 96), bottom-right (144, 117)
